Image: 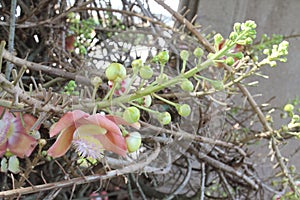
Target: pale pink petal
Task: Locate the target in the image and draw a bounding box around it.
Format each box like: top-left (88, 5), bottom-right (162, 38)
top-left (94, 132), bottom-right (127, 157)
top-left (85, 114), bottom-right (122, 136)
top-left (8, 131), bottom-right (37, 158)
top-left (106, 115), bottom-right (140, 129)
top-left (50, 110), bottom-right (89, 137)
top-left (22, 114), bottom-right (40, 132)
top-left (47, 126), bottom-right (76, 158)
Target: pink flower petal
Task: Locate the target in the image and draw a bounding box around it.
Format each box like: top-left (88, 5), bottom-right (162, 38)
top-left (22, 114), bottom-right (40, 132)
top-left (50, 110), bottom-right (89, 137)
top-left (94, 131), bottom-right (127, 157)
top-left (85, 114), bottom-right (122, 136)
top-left (47, 126), bottom-right (76, 158)
top-left (106, 115), bottom-right (140, 129)
top-left (8, 131), bottom-right (37, 158)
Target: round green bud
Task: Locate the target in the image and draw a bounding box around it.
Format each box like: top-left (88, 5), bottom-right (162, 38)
top-left (284, 104), bottom-right (294, 112)
top-left (233, 22), bottom-right (241, 33)
top-left (193, 47), bottom-right (204, 58)
top-left (180, 79), bottom-right (194, 92)
top-left (139, 65), bottom-right (153, 80)
top-left (234, 52), bottom-right (244, 60)
top-left (180, 50), bottom-right (189, 61)
top-left (123, 107), bottom-right (140, 124)
top-left (229, 32), bottom-right (238, 40)
top-left (245, 38), bottom-right (253, 45)
top-left (126, 132), bottom-right (142, 153)
top-left (91, 76), bottom-right (102, 87)
top-left (214, 33), bottom-right (224, 45)
top-left (157, 51), bottom-right (169, 65)
top-left (225, 57), bottom-right (235, 66)
top-left (177, 104), bottom-right (191, 117)
top-left (105, 63), bottom-right (126, 81)
top-left (157, 112), bottom-right (171, 125)
top-left (131, 59), bottom-right (143, 69)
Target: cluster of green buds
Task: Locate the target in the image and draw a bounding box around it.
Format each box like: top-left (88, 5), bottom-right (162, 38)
top-left (64, 80), bottom-right (79, 95)
top-left (260, 40), bottom-right (289, 67)
top-left (209, 20), bottom-right (258, 66)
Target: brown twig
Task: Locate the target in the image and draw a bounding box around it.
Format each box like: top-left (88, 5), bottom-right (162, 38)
top-left (1, 48), bottom-right (92, 86)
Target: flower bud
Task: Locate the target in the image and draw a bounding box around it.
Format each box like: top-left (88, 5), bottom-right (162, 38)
top-left (180, 50), bottom-right (189, 61)
top-left (123, 107), bottom-right (140, 123)
top-left (193, 47), bottom-right (204, 58)
top-left (132, 59), bottom-right (143, 69)
top-left (284, 104), bottom-right (294, 112)
top-left (177, 104), bottom-right (191, 117)
top-left (234, 52), bottom-right (244, 60)
top-left (91, 76), bottom-right (102, 87)
top-left (105, 63), bottom-right (126, 81)
top-left (229, 32), bottom-right (238, 40)
top-left (214, 33), bottom-right (224, 45)
top-left (126, 132), bottom-right (142, 153)
top-left (139, 65), bottom-right (153, 80)
top-left (157, 112), bottom-right (171, 125)
top-left (157, 51), bottom-right (169, 65)
top-left (180, 79), bottom-right (194, 92)
top-left (225, 57), bottom-right (235, 66)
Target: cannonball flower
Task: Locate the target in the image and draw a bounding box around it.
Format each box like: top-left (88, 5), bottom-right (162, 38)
top-left (47, 110), bottom-right (136, 159)
top-left (0, 106), bottom-right (38, 158)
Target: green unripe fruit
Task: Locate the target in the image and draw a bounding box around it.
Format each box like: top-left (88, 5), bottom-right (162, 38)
top-left (180, 79), bottom-right (194, 92)
top-left (177, 104), bottom-right (191, 117)
top-left (123, 107), bottom-right (140, 124)
top-left (180, 50), bottom-right (189, 61)
top-left (225, 56), bottom-right (235, 66)
top-left (193, 47), bottom-right (204, 58)
top-left (284, 104), bottom-right (294, 112)
top-left (105, 63), bottom-right (126, 81)
top-left (139, 65), bottom-right (153, 80)
top-left (126, 132), bottom-right (142, 153)
top-left (157, 112), bottom-right (171, 125)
